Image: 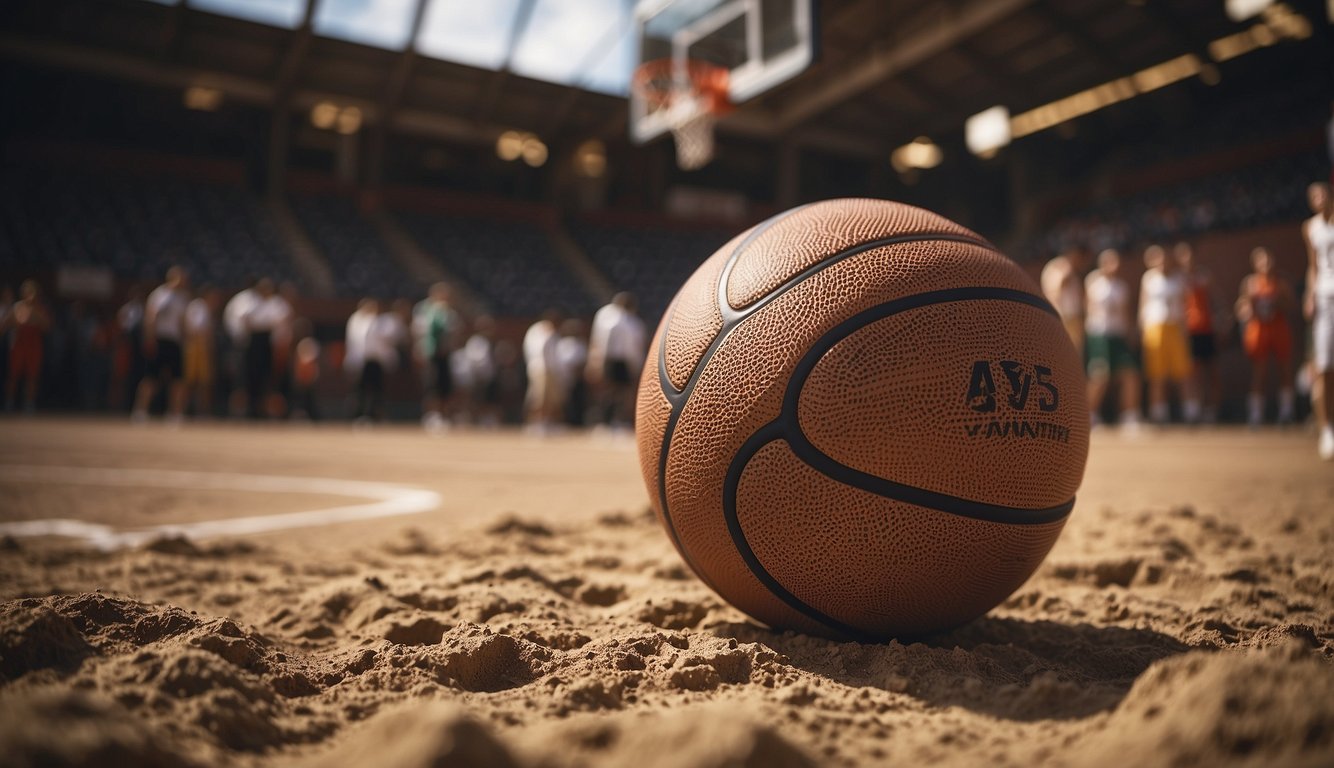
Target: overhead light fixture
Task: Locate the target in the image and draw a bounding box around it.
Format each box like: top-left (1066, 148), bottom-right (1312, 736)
top-left (1226, 0), bottom-right (1274, 21)
top-left (575, 140), bottom-right (607, 178)
top-left (521, 136), bottom-right (548, 168)
top-left (183, 85), bottom-right (222, 112)
top-left (335, 106), bottom-right (363, 135)
top-left (311, 102), bottom-right (339, 130)
top-left (965, 106), bottom-right (1010, 158)
top-left (496, 130), bottom-right (525, 162)
top-left (891, 137), bottom-right (942, 173)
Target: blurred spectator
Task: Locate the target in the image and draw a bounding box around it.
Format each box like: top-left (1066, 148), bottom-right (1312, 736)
top-left (184, 285), bottom-right (222, 418)
top-left (356, 300), bottom-right (406, 423)
top-left (1177, 242), bottom-right (1222, 424)
top-left (271, 281), bottom-right (302, 418)
top-left (1237, 247), bottom-right (1296, 426)
top-left (458, 315), bottom-right (499, 428)
top-left (1085, 250), bottom-right (1141, 431)
top-left (1139, 245), bottom-right (1198, 424)
top-left (223, 277), bottom-right (259, 417)
top-left (1041, 247), bottom-right (1090, 356)
top-left (132, 267), bottom-right (190, 423)
top-left (114, 285), bottom-right (146, 411)
top-left (587, 292), bottom-right (646, 430)
top-left (291, 321), bottom-right (321, 421)
top-left (556, 318), bottom-right (588, 428)
top-left (3, 280), bottom-right (50, 413)
top-left (243, 278), bottom-right (292, 419)
top-left (523, 308), bottom-right (563, 433)
top-left (493, 338), bottom-right (527, 426)
top-left (413, 282), bottom-right (463, 432)
top-left (1303, 181), bottom-right (1334, 459)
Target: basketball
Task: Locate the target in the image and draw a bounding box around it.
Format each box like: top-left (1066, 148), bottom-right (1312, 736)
top-left (637, 198), bottom-right (1090, 640)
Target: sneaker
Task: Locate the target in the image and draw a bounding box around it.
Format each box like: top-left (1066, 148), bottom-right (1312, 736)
top-left (1320, 428), bottom-right (1334, 461)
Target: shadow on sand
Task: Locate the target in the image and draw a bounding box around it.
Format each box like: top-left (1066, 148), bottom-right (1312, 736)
top-left (708, 615), bottom-right (1193, 721)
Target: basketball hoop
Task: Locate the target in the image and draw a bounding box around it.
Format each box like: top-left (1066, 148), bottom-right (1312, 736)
top-left (631, 58), bottom-right (731, 171)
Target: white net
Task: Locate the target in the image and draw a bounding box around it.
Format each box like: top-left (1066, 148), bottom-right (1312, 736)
top-left (671, 109), bottom-right (716, 171)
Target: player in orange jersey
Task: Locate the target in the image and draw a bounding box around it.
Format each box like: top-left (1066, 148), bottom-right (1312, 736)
top-left (1237, 247), bottom-right (1296, 426)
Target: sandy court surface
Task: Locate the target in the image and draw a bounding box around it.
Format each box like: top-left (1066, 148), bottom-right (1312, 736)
top-left (0, 418), bottom-right (1332, 767)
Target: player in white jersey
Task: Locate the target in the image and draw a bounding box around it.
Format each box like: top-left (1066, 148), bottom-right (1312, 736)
top-left (1084, 250), bottom-right (1141, 431)
top-left (1303, 182), bottom-right (1334, 459)
top-left (587, 292), bottom-right (647, 430)
top-left (133, 266), bottom-right (190, 423)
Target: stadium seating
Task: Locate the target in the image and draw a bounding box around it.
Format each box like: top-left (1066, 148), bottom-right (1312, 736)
top-left (1015, 147), bottom-right (1323, 261)
top-left (0, 166), bottom-right (298, 291)
top-left (395, 210), bottom-right (597, 317)
top-left (567, 219), bottom-right (734, 322)
top-left (288, 194), bottom-right (422, 300)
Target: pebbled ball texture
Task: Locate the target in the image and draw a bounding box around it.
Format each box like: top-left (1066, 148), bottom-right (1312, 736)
top-left (635, 199), bottom-right (1089, 640)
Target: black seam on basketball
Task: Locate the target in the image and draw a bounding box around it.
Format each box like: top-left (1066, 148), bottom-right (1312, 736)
top-left (723, 424), bottom-right (879, 642)
top-left (779, 287), bottom-right (1074, 525)
top-left (653, 205), bottom-right (805, 588)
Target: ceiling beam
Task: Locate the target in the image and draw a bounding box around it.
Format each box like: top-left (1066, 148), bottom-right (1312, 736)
top-left (771, 0), bottom-right (1034, 132)
top-left (473, 0), bottom-right (540, 124)
top-left (1030, 3), bottom-right (1123, 80)
top-left (1133, 0), bottom-right (1219, 72)
top-left (0, 33), bottom-right (510, 147)
top-left (274, 0), bottom-right (320, 98)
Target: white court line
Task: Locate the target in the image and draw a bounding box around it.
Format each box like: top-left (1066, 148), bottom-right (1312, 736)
top-left (0, 465), bottom-right (441, 550)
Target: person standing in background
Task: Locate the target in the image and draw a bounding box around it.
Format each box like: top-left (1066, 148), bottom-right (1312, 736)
top-left (183, 284), bottom-right (221, 418)
top-left (1303, 184), bottom-right (1334, 458)
top-left (243, 278), bottom-right (291, 419)
top-left (132, 267), bottom-right (190, 424)
top-left (556, 317), bottom-right (588, 428)
top-left (1084, 250), bottom-right (1142, 432)
top-left (355, 300), bottom-right (405, 423)
top-left (1177, 242), bottom-right (1222, 424)
top-left (461, 315), bottom-right (499, 428)
top-left (222, 277), bottom-right (258, 418)
top-left (1237, 247), bottom-right (1296, 427)
top-left (114, 284), bottom-right (146, 411)
top-left (3, 280), bottom-right (50, 413)
top-left (1140, 245), bottom-right (1199, 424)
top-left (586, 292), bottom-right (647, 430)
top-left (523, 308), bottom-right (563, 434)
top-left (1041, 247), bottom-right (1090, 357)
top-left (344, 298), bottom-right (376, 418)
top-left (413, 282), bottom-right (462, 432)
top-left (290, 319), bottom-right (321, 422)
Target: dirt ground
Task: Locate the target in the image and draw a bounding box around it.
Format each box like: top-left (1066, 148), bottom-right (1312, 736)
top-left (1, 418), bottom-right (1331, 767)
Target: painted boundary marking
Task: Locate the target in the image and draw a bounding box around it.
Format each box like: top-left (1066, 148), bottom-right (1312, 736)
top-left (0, 465), bottom-right (441, 550)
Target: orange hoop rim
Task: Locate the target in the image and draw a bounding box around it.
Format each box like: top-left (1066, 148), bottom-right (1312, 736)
top-left (632, 58), bottom-right (732, 114)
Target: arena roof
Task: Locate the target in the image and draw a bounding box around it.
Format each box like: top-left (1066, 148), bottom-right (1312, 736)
top-left (1, 0), bottom-right (1326, 160)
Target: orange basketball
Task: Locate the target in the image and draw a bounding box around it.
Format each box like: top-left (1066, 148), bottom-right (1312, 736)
top-left (636, 199), bottom-right (1089, 640)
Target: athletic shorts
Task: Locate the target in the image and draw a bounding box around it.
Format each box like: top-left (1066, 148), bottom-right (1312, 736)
top-left (1141, 323), bottom-right (1190, 382)
top-left (146, 339), bottom-right (184, 380)
top-left (423, 356), bottom-right (454, 399)
top-left (1188, 332), bottom-right (1217, 362)
top-left (183, 337), bottom-right (214, 386)
top-left (1243, 319), bottom-right (1292, 365)
top-left (1086, 334), bottom-right (1137, 376)
top-left (605, 359), bottom-right (633, 387)
top-left (1313, 294), bottom-right (1334, 373)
